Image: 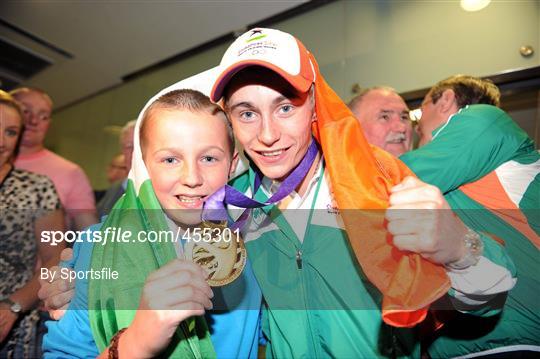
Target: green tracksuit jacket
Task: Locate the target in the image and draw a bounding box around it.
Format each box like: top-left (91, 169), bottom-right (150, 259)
top-left (401, 104), bottom-right (540, 357)
top-left (231, 155), bottom-right (516, 358)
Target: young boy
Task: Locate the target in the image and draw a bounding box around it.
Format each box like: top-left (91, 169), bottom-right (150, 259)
top-left (43, 89), bottom-right (261, 358)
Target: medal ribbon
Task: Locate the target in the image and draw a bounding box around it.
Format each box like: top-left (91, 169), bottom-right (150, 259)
top-left (203, 139), bottom-right (319, 229)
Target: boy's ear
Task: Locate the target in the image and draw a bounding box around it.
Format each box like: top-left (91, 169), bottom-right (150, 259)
top-left (229, 151), bottom-right (240, 178)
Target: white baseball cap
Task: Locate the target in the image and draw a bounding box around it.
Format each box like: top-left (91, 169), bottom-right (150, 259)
top-left (210, 28), bottom-right (316, 102)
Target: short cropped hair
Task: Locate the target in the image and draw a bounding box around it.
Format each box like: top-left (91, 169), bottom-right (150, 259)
top-left (347, 86), bottom-right (398, 113)
top-left (120, 119), bottom-right (136, 144)
top-left (429, 75), bottom-right (500, 108)
top-left (121, 120), bottom-right (136, 137)
top-left (9, 87), bottom-right (54, 108)
top-left (140, 89), bottom-right (234, 156)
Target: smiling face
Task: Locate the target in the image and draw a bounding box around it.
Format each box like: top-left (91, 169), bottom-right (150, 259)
top-left (0, 104), bottom-right (23, 167)
top-left (352, 89), bottom-right (412, 157)
top-left (142, 108), bottom-right (232, 227)
top-left (224, 69), bottom-right (315, 181)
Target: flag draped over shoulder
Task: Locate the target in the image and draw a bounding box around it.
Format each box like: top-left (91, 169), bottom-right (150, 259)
top-left (88, 69), bottom-right (220, 358)
top-left (308, 53), bottom-right (451, 327)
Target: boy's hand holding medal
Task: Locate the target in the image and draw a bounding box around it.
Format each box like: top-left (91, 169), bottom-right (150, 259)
top-left (121, 259), bottom-right (214, 358)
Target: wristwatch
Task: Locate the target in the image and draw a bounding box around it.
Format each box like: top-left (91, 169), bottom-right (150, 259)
top-left (446, 227), bottom-right (484, 270)
top-left (1, 298), bottom-right (22, 315)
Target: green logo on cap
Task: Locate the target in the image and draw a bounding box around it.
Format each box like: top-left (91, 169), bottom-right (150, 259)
top-left (246, 34), bottom-right (267, 43)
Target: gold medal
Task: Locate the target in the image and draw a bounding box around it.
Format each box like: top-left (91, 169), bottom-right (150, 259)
top-left (184, 221), bottom-right (246, 287)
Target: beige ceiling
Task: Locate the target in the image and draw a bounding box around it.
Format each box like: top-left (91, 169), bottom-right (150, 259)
top-left (0, 0), bottom-right (306, 108)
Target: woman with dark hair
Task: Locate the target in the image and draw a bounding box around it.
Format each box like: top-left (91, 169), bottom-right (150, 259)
top-left (0, 90), bottom-right (65, 358)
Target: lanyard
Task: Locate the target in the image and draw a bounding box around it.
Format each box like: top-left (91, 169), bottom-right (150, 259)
top-left (203, 139), bottom-right (319, 230)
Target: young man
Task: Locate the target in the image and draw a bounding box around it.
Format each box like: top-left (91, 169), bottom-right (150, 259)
top-left (401, 75), bottom-right (540, 358)
top-left (210, 29), bottom-right (516, 358)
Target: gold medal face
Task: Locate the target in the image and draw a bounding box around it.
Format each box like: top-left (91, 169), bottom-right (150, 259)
top-left (184, 221), bottom-right (246, 287)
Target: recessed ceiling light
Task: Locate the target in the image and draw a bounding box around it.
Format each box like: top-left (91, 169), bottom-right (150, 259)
top-left (460, 0), bottom-right (491, 12)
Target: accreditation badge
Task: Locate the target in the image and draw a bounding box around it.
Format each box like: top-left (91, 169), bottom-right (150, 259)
top-left (184, 221), bottom-right (246, 287)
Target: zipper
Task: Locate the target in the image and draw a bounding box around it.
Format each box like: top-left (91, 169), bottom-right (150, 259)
top-left (295, 245), bottom-right (318, 356)
top-left (296, 249), bottom-right (303, 269)
top-left (180, 320), bottom-right (202, 359)
top-left (297, 162), bottom-right (324, 357)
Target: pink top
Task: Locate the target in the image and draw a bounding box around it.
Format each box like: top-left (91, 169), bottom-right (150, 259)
top-left (15, 149), bottom-right (96, 222)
